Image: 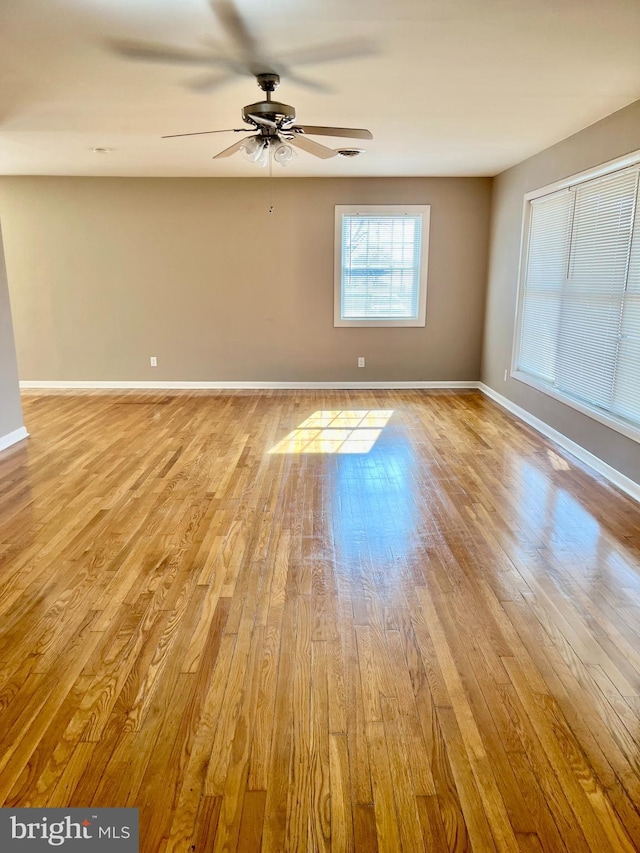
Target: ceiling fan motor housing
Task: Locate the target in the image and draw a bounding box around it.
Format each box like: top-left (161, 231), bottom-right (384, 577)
top-left (243, 101), bottom-right (296, 128)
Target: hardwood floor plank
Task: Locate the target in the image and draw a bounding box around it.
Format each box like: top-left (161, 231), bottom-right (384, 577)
top-left (191, 794), bottom-right (222, 853)
top-left (379, 697), bottom-right (427, 851)
top-left (329, 733), bottom-right (354, 852)
top-left (309, 639), bottom-right (331, 852)
top-left (246, 623), bottom-right (280, 791)
top-left (261, 594), bottom-right (296, 852)
top-left (211, 624), bottom-right (264, 853)
top-left (366, 720), bottom-right (403, 853)
top-left (353, 803), bottom-right (378, 853)
top-left (236, 789), bottom-right (266, 853)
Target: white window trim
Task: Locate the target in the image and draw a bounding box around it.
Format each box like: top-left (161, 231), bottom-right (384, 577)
top-left (511, 147), bottom-right (640, 445)
top-left (511, 370), bottom-right (640, 444)
top-left (334, 204), bottom-right (430, 328)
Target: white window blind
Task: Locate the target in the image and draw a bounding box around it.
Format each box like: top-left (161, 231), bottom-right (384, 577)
top-left (515, 163), bottom-right (640, 438)
top-left (334, 206), bottom-right (429, 327)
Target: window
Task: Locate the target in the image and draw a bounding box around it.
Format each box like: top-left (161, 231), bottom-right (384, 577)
top-left (514, 155), bottom-right (640, 442)
top-left (334, 205), bottom-right (430, 327)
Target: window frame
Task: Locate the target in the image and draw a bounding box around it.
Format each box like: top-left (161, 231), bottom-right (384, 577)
top-left (511, 148), bottom-right (640, 445)
top-left (334, 204), bottom-right (430, 328)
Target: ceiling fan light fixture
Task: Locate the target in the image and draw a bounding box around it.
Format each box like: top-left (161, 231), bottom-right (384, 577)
top-left (273, 142), bottom-right (295, 166)
top-left (240, 135), bottom-right (267, 163)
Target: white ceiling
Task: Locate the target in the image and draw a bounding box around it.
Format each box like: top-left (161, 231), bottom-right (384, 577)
top-left (1, 0), bottom-right (639, 178)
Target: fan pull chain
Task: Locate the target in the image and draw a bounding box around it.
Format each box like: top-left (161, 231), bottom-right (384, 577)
top-left (268, 143), bottom-right (274, 214)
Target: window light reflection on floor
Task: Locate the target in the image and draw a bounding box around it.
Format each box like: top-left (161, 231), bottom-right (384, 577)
top-left (268, 410), bottom-right (394, 454)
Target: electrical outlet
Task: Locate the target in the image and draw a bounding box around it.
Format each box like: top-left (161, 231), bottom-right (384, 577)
top-left (358, 357), bottom-right (365, 368)
top-left (150, 356), bottom-right (158, 367)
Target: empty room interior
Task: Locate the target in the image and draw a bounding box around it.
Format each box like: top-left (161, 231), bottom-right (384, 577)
top-left (2, 0), bottom-right (640, 850)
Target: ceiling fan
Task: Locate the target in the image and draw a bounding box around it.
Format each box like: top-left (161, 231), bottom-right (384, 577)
top-left (161, 71), bottom-right (372, 163)
top-left (109, 0), bottom-right (374, 164)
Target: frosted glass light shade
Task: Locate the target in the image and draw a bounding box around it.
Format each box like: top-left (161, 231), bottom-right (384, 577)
top-left (273, 143), bottom-right (294, 166)
top-left (241, 136), bottom-right (265, 162)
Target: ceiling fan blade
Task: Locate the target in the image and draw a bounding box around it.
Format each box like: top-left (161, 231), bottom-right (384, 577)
top-left (283, 72), bottom-right (332, 93)
top-left (277, 38), bottom-right (378, 68)
top-left (211, 0), bottom-right (258, 52)
top-left (289, 135), bottom-right (337, 160)
top-left (210, 0), bottom-right (271, 77)
top-left (212, 138), bottom-right (249, 159)
top-left (162, 128), bottom-right (250, 139)
top-left (186, 71), bottom-right (237, 92)
top-left (248, 114), bottom-right (277, 129)
top-left (292, 125), bottom-right (373, 140)
top-left (108, 38), bottom-right (222, 67)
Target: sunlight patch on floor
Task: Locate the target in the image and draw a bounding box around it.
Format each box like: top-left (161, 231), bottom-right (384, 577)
top-left (268, 410), bottom-right (394, 454)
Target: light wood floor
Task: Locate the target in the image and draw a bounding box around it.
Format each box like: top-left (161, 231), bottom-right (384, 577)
top-left (1, 389), bottom-right (640, 852)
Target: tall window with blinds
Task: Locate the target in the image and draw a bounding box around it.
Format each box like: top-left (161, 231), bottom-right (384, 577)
top-left (334, 205), bottom-right (430, 327)
top-left (514, 161), bottom-right (640, 440)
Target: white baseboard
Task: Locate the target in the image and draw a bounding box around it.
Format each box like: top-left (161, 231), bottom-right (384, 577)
top-left (0, 426), bottom-right (29, 453)
top-left (20, 379), bottom-right (481, 390)
top-left (479, 383), bottom-right (640, 503)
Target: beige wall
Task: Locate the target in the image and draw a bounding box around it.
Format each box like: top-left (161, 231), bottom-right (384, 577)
top-left (0, 176), bottom-right (491, 383)
top-left (0, 223), bottom-right (24, 442)
top-left (483, 99), bottom-right (640, 486)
